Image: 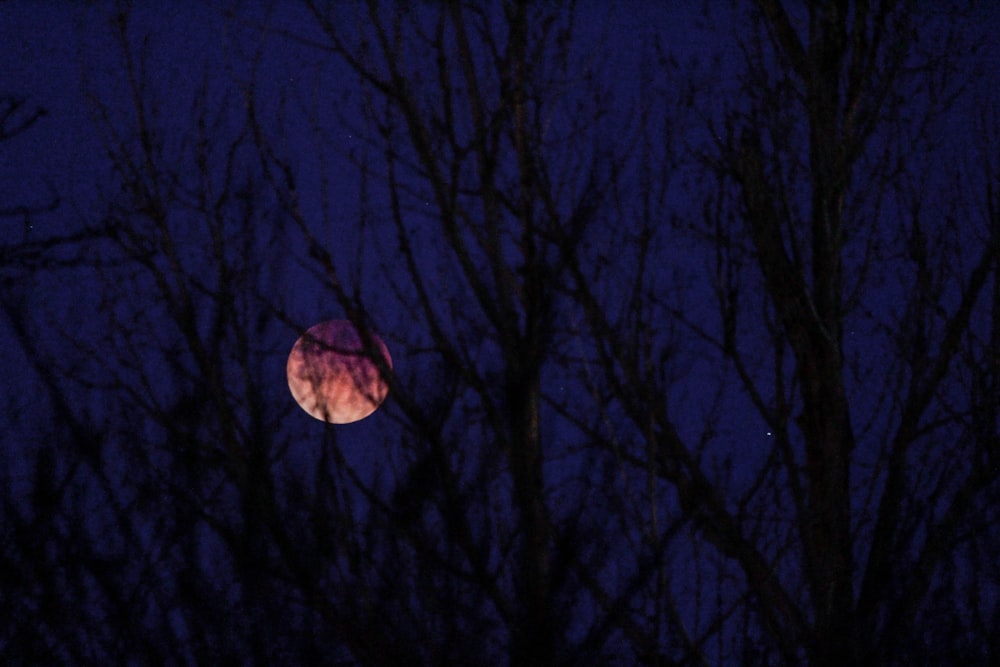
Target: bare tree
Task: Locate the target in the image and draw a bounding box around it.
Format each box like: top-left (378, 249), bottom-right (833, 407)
top-left (571, 1), bottom-right (1000, 664)
top-left (256, 1), bottom-right (653, 662)
top-left (278, 1), bottom-right (1000, 664)
top-left (2, 1), bottom-right (997, 665)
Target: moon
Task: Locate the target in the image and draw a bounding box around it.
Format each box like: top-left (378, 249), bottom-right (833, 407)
top-left (286, 319), bottom-right (392, 423)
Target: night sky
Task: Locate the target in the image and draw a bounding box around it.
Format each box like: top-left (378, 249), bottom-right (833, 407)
top-left (2, 1), bottom-right (1000, 665)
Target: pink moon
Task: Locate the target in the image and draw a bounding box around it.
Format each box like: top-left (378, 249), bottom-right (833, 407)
top-left (286, 320), bottom-right (392, 424)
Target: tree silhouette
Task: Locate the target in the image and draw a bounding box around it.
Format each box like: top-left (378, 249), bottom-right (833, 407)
top-left (1, 1), bottom-right (998, 665)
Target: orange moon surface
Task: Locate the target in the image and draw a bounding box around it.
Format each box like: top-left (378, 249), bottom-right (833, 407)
top-left (286, 320), bottom-right (392, 423)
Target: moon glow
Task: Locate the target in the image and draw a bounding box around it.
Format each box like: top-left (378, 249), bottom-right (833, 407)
top-left (286, 320), bottom-right (392, 424)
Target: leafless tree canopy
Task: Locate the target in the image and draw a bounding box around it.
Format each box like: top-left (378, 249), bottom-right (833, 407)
top-left (2, 1), bottom-right (998, 665)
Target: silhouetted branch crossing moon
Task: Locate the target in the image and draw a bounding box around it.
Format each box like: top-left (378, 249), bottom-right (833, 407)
top-left (286, 319), bottom-right (392, 423)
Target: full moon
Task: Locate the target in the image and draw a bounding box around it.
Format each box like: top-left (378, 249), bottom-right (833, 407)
top-left (286, 319), bottom-right (392, 424)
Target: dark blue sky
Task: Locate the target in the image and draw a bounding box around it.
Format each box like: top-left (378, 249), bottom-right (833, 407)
top-left (2, 0), bottom-right (996, 539)
top-left (1, 1), bottom-right (738, 451)
top-left (1, 0), bottom-right (995, 545)
top-left (2, 2), bottom-right (1000, 664)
